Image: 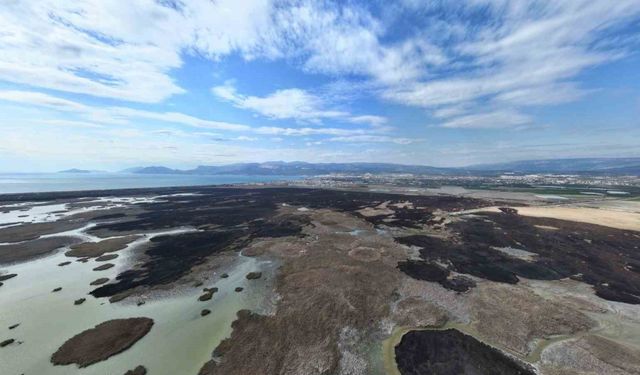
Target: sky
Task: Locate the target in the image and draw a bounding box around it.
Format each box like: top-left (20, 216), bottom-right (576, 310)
top-left (0, 0), bottom-right (639, 172)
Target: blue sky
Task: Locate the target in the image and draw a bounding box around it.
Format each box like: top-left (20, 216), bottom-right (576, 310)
top-left (0, 0), bottom-right (639, 171)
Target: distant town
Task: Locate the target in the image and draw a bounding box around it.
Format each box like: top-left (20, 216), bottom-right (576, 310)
top-left (292, 172), bottom-right (640, 199)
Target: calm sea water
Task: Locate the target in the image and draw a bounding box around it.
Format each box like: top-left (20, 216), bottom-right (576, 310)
top-left (0, 173), bottom-right (304, 194)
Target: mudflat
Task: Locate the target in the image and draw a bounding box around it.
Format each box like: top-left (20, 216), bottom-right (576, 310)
top-left (51, 318), bottom-right (154, 368)
top-left (0, 236), bottom-right (80, 263)
top-left (66, 235), bottom-right (141, 258)
top-left (0, 221), bottom-right (85, 243)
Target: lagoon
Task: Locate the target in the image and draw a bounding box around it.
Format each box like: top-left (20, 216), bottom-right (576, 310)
top-left (0, 173), bottom-right (302, 194)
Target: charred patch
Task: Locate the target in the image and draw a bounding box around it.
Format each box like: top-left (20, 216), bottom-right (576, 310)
top-left (90, 213), bottom-right (127, 221)
top-left (441, 276), bottom-right (476, 293)
top-left (399, 211), bottom-right (640, 304)
top-left (594, 284), bottom-right (640, 305)
top-left (0, 187), bottom-right (487, 298)
top-left (279, 189), bottom-right (488, 228)
top-left (81, 188), bottom-right (488, 236)
top-left (398, 260), bottom-right (449, 282)
top-left (247, 215), bottom-right (310, 239)
top-left (397, 260), bottom-right (476, 292)
top-left (395, 329), bottom-right (535, 375)
top-left (398, 236), bottom-right (523, 284)
top-left (361, 208), bottom-right (436, 229)
top-left (499, 207), bottom-right (518, 215)
top-left (90, 230), bottom-right (243, 298)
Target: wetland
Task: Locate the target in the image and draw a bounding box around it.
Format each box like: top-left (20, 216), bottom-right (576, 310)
top-left (1, 184), bottom-right (639, 374)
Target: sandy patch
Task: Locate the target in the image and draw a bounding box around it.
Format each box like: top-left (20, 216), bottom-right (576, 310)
top-left (357, 201), bottom-right (394, 217)
top-left (390, 201), bottom-right (414, 209)
top-left (491, 246), bottom-right (538, 261)
top-left (475, 204), bottom-right (640, 231)
top-left (511, 206), bottom-right (640, 231)
top-left (534, 225), bottom-right (559, 230)
top-left (65, 235), bottom-right (141, 258)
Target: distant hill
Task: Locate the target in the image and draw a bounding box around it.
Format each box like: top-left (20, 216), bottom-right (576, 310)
top-left (120, 158), bottom-right (640, 176)
top-left (121, 166), bottom-right (182, 174)
top-left (465, 157), bottom-right (640, 175)
top-left (58, 168), bottom-right (104, 173)
top-left (121, 162), bottom-right (457, 176)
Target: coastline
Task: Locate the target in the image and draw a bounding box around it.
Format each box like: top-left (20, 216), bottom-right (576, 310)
top-left (0, 173), bottom-right (304, 195)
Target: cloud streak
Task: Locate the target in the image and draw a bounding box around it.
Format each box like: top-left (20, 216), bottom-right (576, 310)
top-left (212, 83), bottom-right (389, 128)
top-left (0, 89), bottom-right (402, 141)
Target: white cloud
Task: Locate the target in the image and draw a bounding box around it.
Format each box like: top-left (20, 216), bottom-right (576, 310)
top-left (0, 0), bottom-right (275, 103)
top-left (348, 115), bottom-right (388, 128)
top-left (273, 1), bottom-right (447, 84)
top-left (1, 1), bottom-right (181, 102)
top-left (110, 107), bottom-right (252, 132)
top-left (212, 84), bottom-right (347, 122)
top-left (432, 105), bottom-right (470, 119)
top-left (254, 126), bottom-right (370, 137)
top-left (0, 0), bottom-right (451, 104)
top-left (0, 89), bottom-right (381, 139)
top-left (0, 122), bottom-right (410, 169)
top-left (329, 135), bottom-right (419, 144)
top-left (234, 136), bottom-right (257, 141)
top-left (212, 83), bottom-right (392, 128)
top-left (0, 89), bottom-right (250, 131)
top-left (0, 90), bottom-right (88, 112)
top-left (382, 0), bottom-right (640, 127)
top-left (37, 119), bottom-right (104, 129)
top-left (494, 83), bottom-right (589, 106)
top-left (441, 109), bottom-right (532, 129)
top-left (0, 90), bottom-right (127, 124)
top-left (3, 0), bottom-right (634, 129)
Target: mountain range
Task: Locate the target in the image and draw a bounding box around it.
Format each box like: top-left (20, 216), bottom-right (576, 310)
top-left (117, 158), bottom-right (640, 176)
top-left (122, 162), bottom-right (452, 176)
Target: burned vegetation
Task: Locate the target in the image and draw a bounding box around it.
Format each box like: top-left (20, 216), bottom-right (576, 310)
top-left (52, 186), bottom-right (637, 305)
top-left (77, 187), bottom-right (486, 299)
top-left (88, 189), bottom-right (310, 298)
top-left (397, 210), bottom-right (640, 304)
top-left (395, 329), bottom-right (536, 375)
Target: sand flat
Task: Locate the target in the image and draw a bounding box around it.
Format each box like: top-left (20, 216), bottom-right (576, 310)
top-left (510, 206), bottom-right (640, 231)
top-left (474, 203), bottom-right (640, 231)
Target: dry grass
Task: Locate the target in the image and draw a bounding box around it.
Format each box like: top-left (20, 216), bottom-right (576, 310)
top-left (512, 206), bottom-right (640, 231)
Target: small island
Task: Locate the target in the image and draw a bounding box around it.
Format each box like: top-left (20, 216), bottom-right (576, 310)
top-left (51, 317), bottom-right (154, 368)
top-left (58, 169), bottom-right (92, 173)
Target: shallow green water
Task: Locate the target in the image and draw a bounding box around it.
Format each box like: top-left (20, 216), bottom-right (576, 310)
top-left (0, 173), bottom-right (303, 194)
top-left (0, 232), bottom-right (275, 375)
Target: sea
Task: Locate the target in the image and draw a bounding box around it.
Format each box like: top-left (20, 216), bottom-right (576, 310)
top-left (0, 173), bottom-right (304, 194)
